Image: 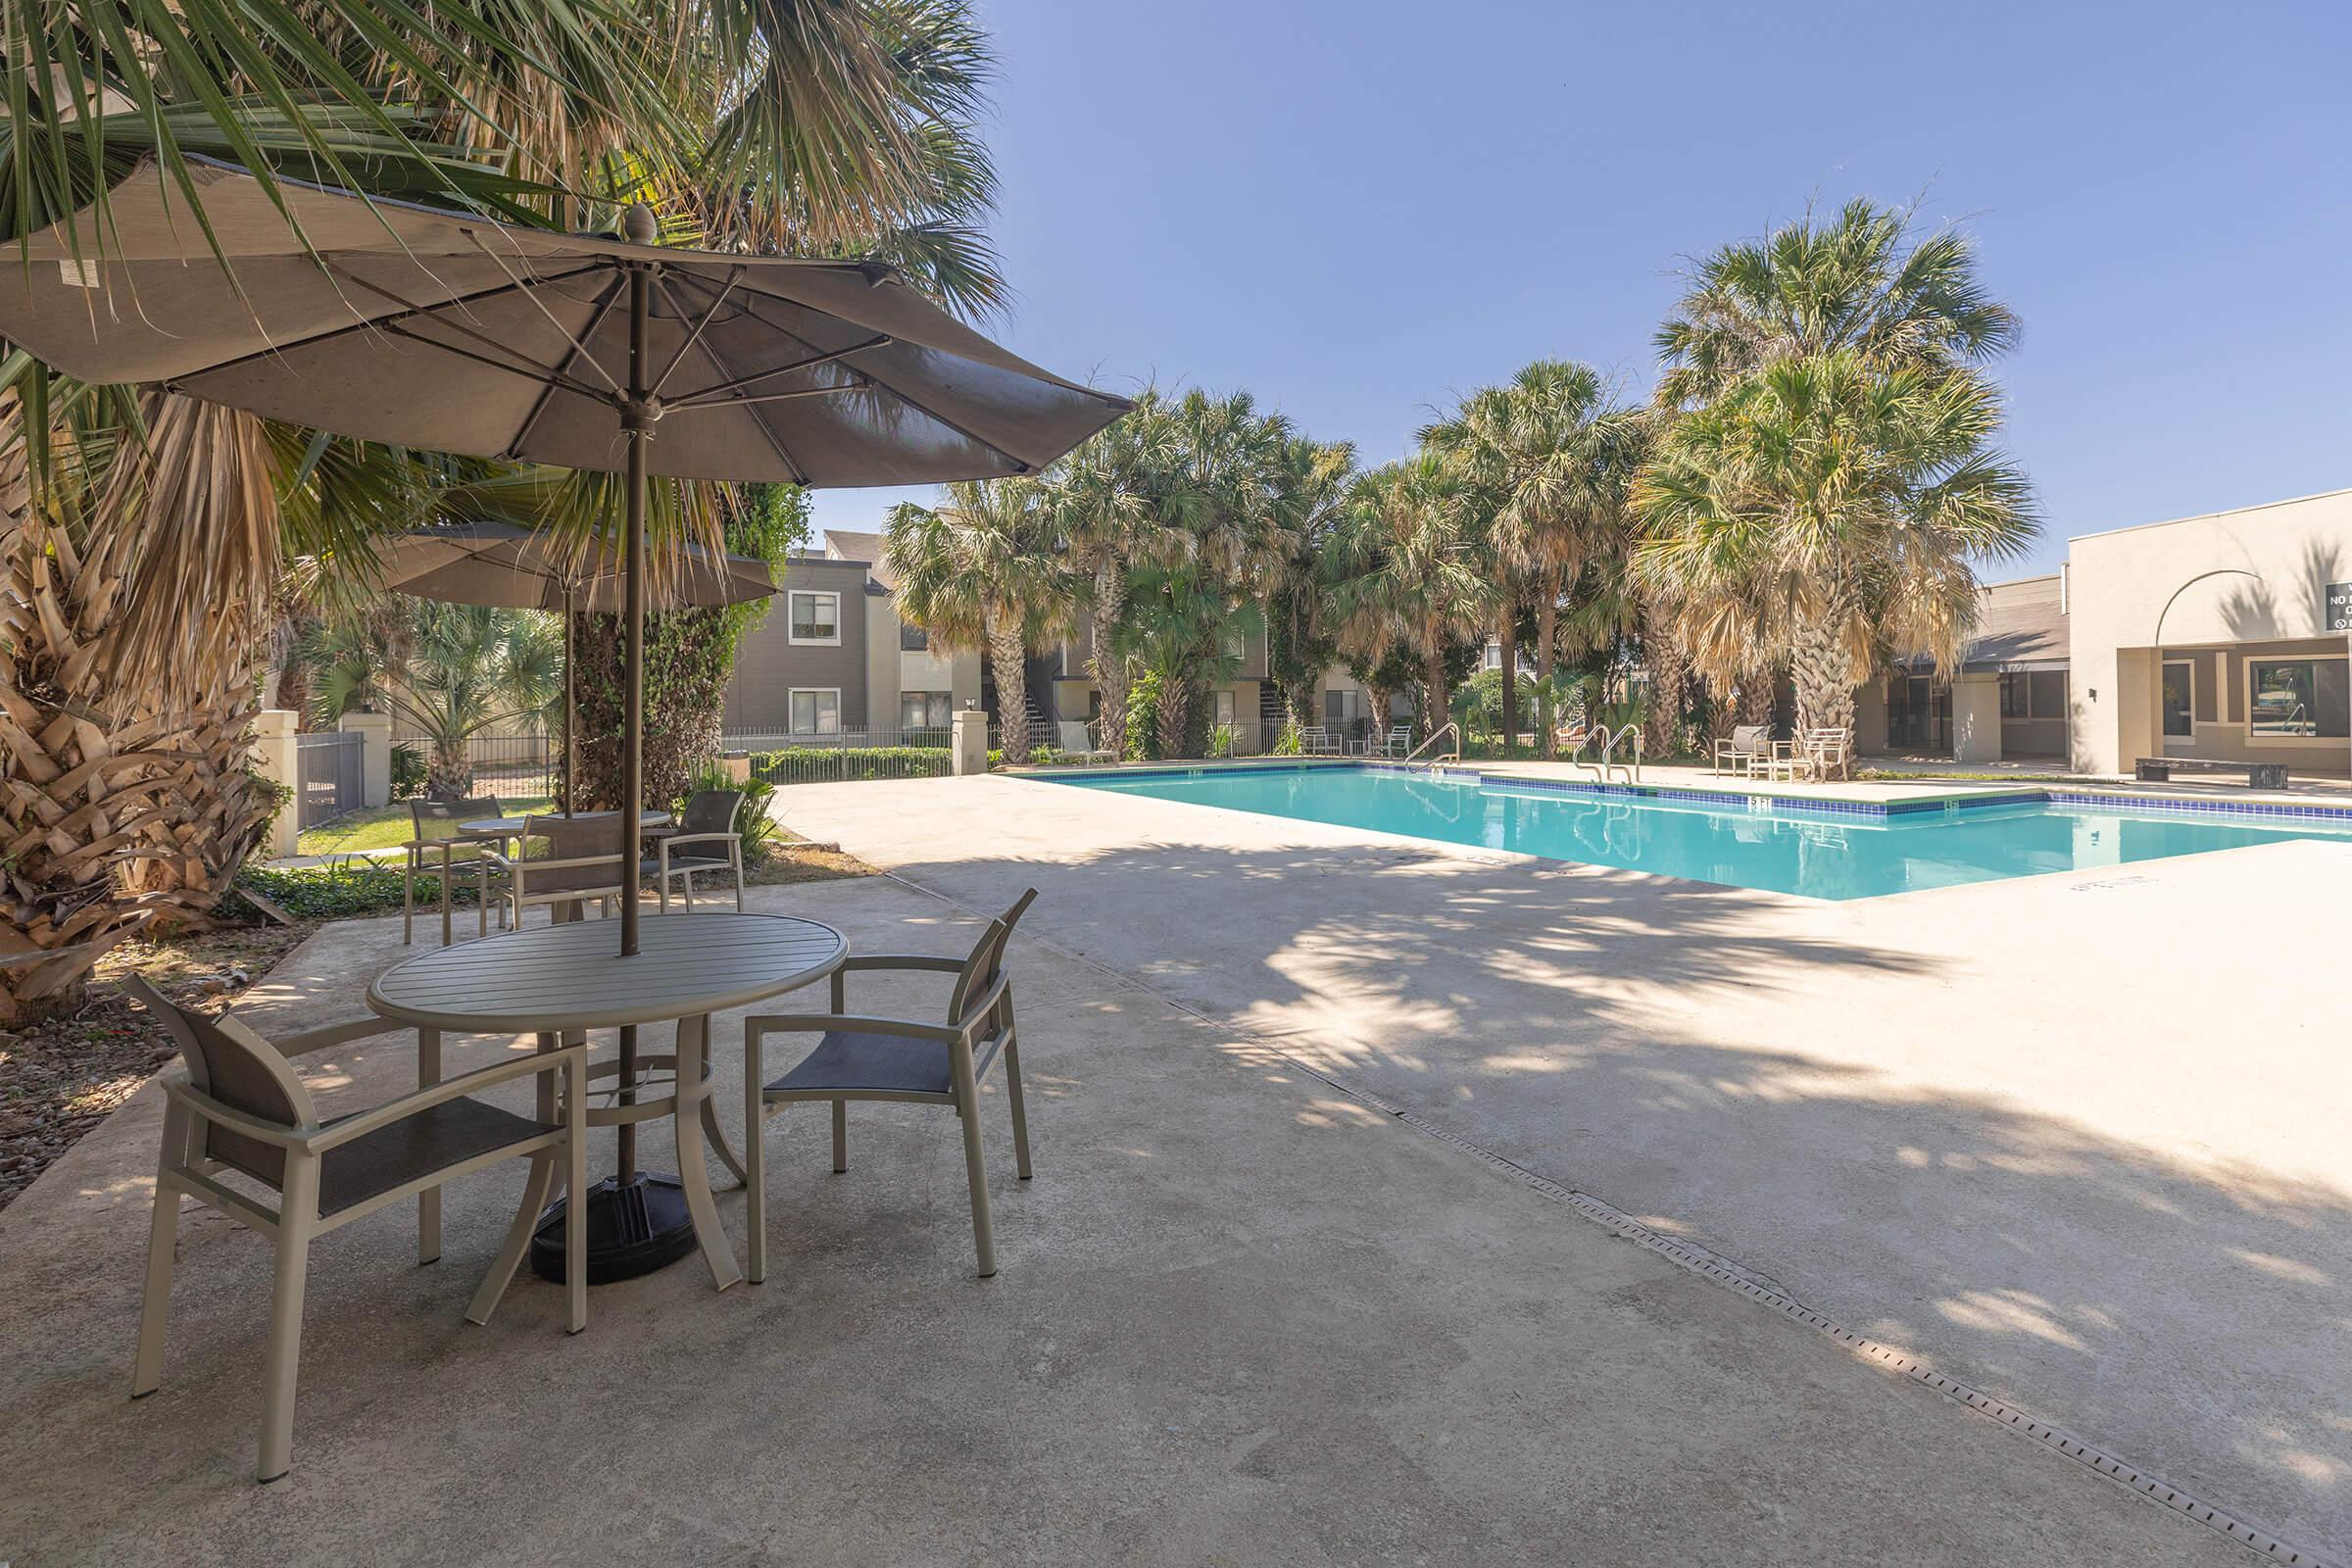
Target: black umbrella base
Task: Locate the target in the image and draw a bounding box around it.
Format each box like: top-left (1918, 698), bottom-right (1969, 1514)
top-left (528, 1173), bottom-right (698, 1285)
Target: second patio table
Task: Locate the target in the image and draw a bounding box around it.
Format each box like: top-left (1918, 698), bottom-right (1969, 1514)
top-left (368, 911), bottom-right (846, 1289)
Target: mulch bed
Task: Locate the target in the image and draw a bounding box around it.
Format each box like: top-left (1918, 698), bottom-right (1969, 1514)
top-left (0, 840), bottom-right (873, 1213)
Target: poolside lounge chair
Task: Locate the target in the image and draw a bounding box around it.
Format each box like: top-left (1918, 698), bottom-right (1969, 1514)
top-left (742, 889), bottom-right (1038, 1281)
top-left (1364, 724), bottom-right (1413, 759)
top-left (644, 789), bottom-right (746, 911)
top-left (1298, 726), bottom-right (1344, 757)
top-left (1713, 725), bottom-right (1772, 776)
top-left (1053, 720), bottom-right (1116, 765)
top-left (124, 978), bottom-right (589, 1482)
top-left (401, 796), bottom-right (504, 946)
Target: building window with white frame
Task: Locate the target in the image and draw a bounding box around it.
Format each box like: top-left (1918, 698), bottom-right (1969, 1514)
top-left (2247, 657), bottom-right (2349, 738)
top-left (789, 688), bottom-right (841, 735)
top-left (900, 692), bottom-right (951, 731)
top-left (789, 590), bottom-right (841, 645)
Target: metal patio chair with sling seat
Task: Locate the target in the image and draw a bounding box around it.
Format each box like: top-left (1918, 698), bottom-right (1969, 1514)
top-left (402, 795), bottom-right (505, 946)
top-left (1052, 720), bottom-right (1116, 766)
top-left (741, 889), bottom-right (1039, 1282)
top-left (644, 789), bottom-right (747, 912)
top-left (123, 978), bottom-right (590, 1483)
top-left (1801, 727), bottom-right (1854, 782)
top-left (1713, 725), bottom-right (1772, 777)
top-left (486, 813), bottom-right (633, 928)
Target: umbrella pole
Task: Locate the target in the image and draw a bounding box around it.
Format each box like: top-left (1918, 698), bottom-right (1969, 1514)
top-left (563, 585), bottom-right (576, 817)
top-left (616, 253), bottom-right (650, 1189)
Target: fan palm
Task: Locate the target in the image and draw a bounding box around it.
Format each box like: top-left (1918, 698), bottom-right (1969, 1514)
top-left (1423, 362), bottom-right (1642, 756)
top-left (1, 0), bottom-right (1008, 1018)
top-left (1326, 455), bottom-right (1496, 743)
top-left (1633, 352), bottom-right (2036, 735)
top-left (884, 477), bottom-right (1068, 760)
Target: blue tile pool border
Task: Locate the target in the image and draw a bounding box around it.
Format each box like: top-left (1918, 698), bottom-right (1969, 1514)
top-left (1033, 760), bottom-right (2352, 831)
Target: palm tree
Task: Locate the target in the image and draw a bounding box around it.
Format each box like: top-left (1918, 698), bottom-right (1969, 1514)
top-left (1424, 362), bottom-right (1642, 757)
top-left (309, 603), bottom-right (560, 795)
top-left (885, 478), bottom-right (1068, 760)
top-left (1326, 456), bottom-right (1496, 743)
top-left (1, 0), bottom-right (1009, 1019)
top-left (1633, 352), bottom-right (2036, 735)
top-left (1039, 390), bottom-right (1186, 759)
top-left (1652, 197), bottom-right (2020, 413)
top-left (1261, 435), bottom-right (1357, 730)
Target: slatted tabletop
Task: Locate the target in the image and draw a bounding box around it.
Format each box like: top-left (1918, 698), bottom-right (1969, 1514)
top-left (461, 809), bottom-right (671, 837)
top-left (368, 912), bottom-right (847, 1034)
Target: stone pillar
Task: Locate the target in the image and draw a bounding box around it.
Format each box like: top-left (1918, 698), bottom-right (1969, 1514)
top-left (252, 710), bottom-right (301, 858)
top-left (1950, 674), bottom-right (2004, 763)
top-left (339, 710), bottom-right (392, 808)
top-left (952, 707), bottom-right (990, 776)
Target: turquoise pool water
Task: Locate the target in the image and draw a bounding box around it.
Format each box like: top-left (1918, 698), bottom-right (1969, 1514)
top-left (1043, 764), bottom-right (2352, 900)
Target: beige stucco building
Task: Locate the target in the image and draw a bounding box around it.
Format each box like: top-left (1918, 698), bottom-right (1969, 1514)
top-left (2067, 485), bottom-right (2352, 778)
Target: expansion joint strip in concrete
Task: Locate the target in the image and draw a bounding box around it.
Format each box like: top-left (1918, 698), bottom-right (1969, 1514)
top-left (882, 868), bottom-right (2331, 1568)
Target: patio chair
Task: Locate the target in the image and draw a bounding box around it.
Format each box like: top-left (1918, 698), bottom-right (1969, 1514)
top-left (644, 789), bottom-right (746, 912)
top-left (401, 796), bottom-right (504, 947)
top-left (1368, 724), bottom-right (1412, 759)
top-left (1052, 719), bottom-right (1116, 766)
top-left (123, 978), bottom-right (589, 1483)
top-left (1298, 726), bottom-right (1341, 757)
top-left (1802, 726), bottom-right (1853, 782)
top-left (741, 889), bottom-right (1039, 1281)
top-left (1712, 725), bottom-right (1772, 776)
top-left (486, 813), bottom-right (632, 928)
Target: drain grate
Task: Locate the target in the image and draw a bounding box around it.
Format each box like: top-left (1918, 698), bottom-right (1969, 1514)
top-left (884, 868), bottom-right (2335, 1568)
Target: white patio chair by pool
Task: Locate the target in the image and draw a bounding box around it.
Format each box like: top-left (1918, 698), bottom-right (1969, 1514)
top-left (124, 978), bottom-right (589, 1482)
top-left (1053, 720), bottom-right (1116, 765)
top-left (1299, 726), bottom-right (1343, 757)
top-left (1802, 727), bottom-right (1853, 782)
top-left (742, 889), bottom-right (1038, 1280)
top-left (1365, 724), bottom-right (1413, 759)
top-left (1713, 725), bottom-right (1772, 776)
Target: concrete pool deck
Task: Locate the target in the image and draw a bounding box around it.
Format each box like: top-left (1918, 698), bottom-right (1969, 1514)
top-left (0, 880), bottom-right (2258, 1566)
top-left (776, 771), bottom-right (2352, 1563)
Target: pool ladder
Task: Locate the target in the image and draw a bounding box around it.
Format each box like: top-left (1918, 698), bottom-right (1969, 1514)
top-left (1572, 725), bottom-right (1643, 784)
top-left (1399, 722), bottom-right (1460, 769)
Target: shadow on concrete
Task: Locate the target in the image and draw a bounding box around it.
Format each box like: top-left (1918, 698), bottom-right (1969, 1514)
top-left (869, 834), bottom-right (2352, 1558)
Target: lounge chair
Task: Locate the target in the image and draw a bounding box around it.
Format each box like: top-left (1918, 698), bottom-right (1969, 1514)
top-left (1713, 725), bottom-right (1772, 776)
top-left (400, 795), bottom-right (504, 946)
top-left (1364, 724), bottom-right (1413, 759)
top-left (485, 813), bottom-right (631, 928)
top-left (644, 789), bottom-right (746, 911)
top-left (741, 889), bottom-right (1038, 1280)
top-left (1299, 726), bottom-right (1343, 757)
top-left (124, 978), bottom-right (589, 1482)
top-left (1053, 719), bottom-right (1115, 765)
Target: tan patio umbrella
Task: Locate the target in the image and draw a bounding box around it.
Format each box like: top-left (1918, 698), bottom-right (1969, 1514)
top-left (373, 520), bottom-right (777, 814)
top-left (1, 156), bottom-right (1129, 1280)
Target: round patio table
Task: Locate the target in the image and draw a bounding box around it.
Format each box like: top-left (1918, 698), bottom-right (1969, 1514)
top-left (368, 911), bottom-right (847, 1288)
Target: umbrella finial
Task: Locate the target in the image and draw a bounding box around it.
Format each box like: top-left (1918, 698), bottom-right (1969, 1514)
top-left (622, 205), bottom-right (658, 245)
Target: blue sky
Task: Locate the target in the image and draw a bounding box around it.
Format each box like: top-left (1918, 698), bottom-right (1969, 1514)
top-left (810, 0), bottom-right (2352, 577)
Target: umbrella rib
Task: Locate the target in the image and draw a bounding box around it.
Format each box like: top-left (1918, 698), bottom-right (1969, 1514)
top-left (459, 231), bottom-right (626, 394)
top-left (648, 269), bottom-right (744, 400)
top-left (646, 272), bottom-right (812, 484)
top-left (162, 262), bottom-right (610, 385)
top-left (508, 272), bottom-right (628, 459)
top-left (661, 266), bottom-right (1038, 473)
top-left (332, 269), bottom-right (612, 396)
top-left (662, 334), bottom-right (891, 409)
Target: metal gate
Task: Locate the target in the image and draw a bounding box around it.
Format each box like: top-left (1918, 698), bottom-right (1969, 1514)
top-left (294, 731), bottom-right (364, 828)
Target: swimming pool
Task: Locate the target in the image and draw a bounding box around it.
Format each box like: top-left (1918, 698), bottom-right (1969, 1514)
top-left (1041, 763), bottom-right (2352, 900)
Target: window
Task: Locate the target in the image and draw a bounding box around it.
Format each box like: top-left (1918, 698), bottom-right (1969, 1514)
top-left (2161, 662), bottom-right (2193, 738)
top-left (789, 688), bottom-right (841, 734)
top-left (1213, 690), bottom-right (1236, 727)
top-left (899, 692), bottom-right (951, 730)
top-left (2247, 657), bottom-right (2349, 738)
top-left (899, 619), bottom-right (929, 653)
top-left (1324, 689), bottom-right (1362, 725)
top-left (2029, 671), bottom-right (2067, 719)
top-left (2000, 673), bottom-right (2030, 718)
top-left (789, 591), bottom-right (840, 645)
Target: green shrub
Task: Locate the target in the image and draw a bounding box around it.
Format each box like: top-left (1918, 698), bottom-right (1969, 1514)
top-left (749, 745), bottom-right (954, 784)
top-left (1270, 721), bottom-right (1302, 757)
top-left (1125, 670), bottom-right (1164, 760)
top-left (681, 760), bottom-right (781, 864)
top-left (222, 863), bottom-right (483, 922)
top-left (390, 742), bottom-right (427, 801)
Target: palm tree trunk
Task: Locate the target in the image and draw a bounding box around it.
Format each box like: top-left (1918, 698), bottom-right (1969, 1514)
top-left (1155, 675), bottom-right (1195, 760)
top-left (986, 612), bottom-right (1030, 760)
top-left (1496, 610), bottom-right (1518, 751)
top-left (1088, 557), bottom-right (1128, 759)
top-left (1789, 615), bottom-right (1856, 737)
top-left (1642, 613), bottom-right (1689, 760)
top-left (1535, 569), bottom-right (1561, 758)
top-left (1424, 645), bottom-right (1450, 746)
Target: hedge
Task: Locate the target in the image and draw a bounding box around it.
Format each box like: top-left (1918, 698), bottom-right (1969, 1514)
top-left (750, 745), bottom-right (955, 784)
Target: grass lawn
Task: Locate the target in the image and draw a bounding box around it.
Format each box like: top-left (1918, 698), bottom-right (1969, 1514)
top-left (296, 798), bottom-right (555, 858)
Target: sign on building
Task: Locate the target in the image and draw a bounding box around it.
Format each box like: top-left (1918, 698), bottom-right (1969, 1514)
top-left (2329, 581), bottom-right (2352, 632)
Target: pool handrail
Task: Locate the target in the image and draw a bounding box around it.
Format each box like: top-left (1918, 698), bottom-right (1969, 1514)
top-left (1399, 722), bottom-right (1460, 769)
